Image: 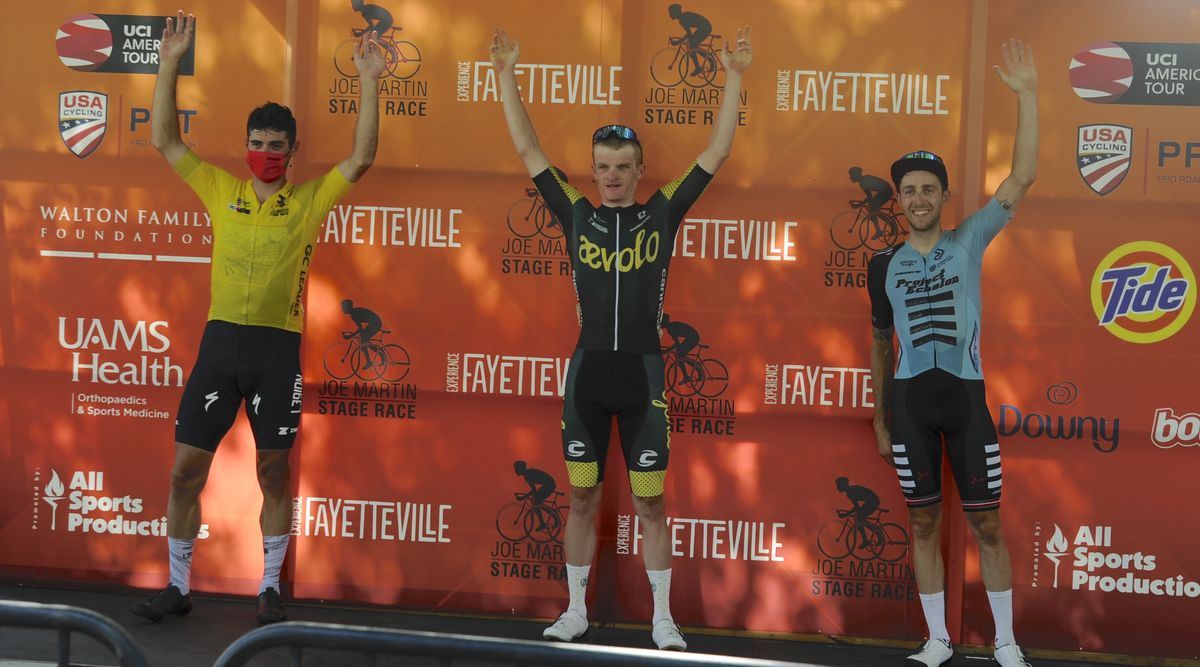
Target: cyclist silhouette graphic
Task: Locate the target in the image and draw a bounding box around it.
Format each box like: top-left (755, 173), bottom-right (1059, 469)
top-left (350, 0), bottom-right (393, 37)
top-left (514, 460), bottom-right (557, 530)
top-left (341, 299), bottom-right (382, 368)
top-left (836, 476), bottom-right (881, 548)
top-left (668, 4), bottom-right (712, 81)
top-left (660, 313), bottom-right (700, 381)
top-left (849, 167), bottom-right (895, 241)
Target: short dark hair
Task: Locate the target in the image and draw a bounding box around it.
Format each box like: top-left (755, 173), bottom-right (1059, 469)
top-left (593, 136), bottom-right (643, 164)
top-left (246, 102), bottom-right (297, 147)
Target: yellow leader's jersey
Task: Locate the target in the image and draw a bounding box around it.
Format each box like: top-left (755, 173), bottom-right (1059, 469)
top-left (173, 150), bottom-right (351, 333)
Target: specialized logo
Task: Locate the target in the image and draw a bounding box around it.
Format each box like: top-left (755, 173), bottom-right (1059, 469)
top-left (1077, 124), bottom-right (1133, 195)
top-left (204, 391), bottom-right (219, 412)
top-left (252, 393), bottom-right (262, 415)
top-left (1071, 41), bottom-right (1200, 106)
top-left (491, 461), bottom-right (568, 581)
top-left (1152, 408), bottom-right (1200, 448)
top-left (1091, 241), bottom-right (1195, 344)
top-left (56, 14), bottom-right (195, 75)
top-left (58, 91), bottom-right (108, 159)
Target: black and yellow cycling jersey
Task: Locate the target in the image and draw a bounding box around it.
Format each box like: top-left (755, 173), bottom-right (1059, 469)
top-left (532, 163), bottom-right (712, 353)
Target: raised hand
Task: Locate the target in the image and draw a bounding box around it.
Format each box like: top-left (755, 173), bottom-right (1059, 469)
top-left (159, 10), bottom-right (194, 66)
top-left (489, 29), bottom-right (520, 74)
top-left (720, 26), bottom-right (753, 75)
top-left (994, 38), bottom-right (1037, 94)
top-left (353, 30), bottom-right (386, 81)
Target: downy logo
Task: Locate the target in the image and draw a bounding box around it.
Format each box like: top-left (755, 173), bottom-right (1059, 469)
top-left (999, 382), bottom-right (1119, 453)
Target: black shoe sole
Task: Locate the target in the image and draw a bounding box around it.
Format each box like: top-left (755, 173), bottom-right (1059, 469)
top-left (131, 601), bottom-right (192, 624)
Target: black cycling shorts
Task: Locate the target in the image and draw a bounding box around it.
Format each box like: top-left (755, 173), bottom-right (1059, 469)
top-left (175, 320), bottom-right (303, 452)
top-left (889, 368), bottom-right (1002, 512)
top-left (560, 348), bottom-right (670, 497)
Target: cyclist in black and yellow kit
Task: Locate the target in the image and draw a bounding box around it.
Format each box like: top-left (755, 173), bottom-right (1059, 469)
top-left (490, 26), bottom-right (752, 651)
top-left (131, 11), bottom-right (383, 627)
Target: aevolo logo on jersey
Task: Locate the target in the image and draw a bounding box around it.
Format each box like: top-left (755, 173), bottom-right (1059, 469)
top-left (1091, 241), bottom-right (1195, 344)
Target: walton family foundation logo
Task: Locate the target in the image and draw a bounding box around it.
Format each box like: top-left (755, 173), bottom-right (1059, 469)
top-left (1077, 124), bottom-right (1133, 196)
top-left (642, 5), bottom-right (749, 128)
top-left (1091, 241), bottom-right (1195, 344)
top-left (56, 13), bottom-right (195, 74)
top-left (328, 0), bottom-right (427, 118)
top-left (317, 298), bottom-right (417, 420)
top-left (58, 91), bottom-right (108, 159)
top-left (824, 166), bottom-right (909, 289)
top-left (1070, 41), bottom-right (1200, 106)
top-left (31, 467), bottom-right (209, 538)
top-left (499, 182), bottom-right (570, 278)
top-left (810, 477), bottom-right (913, 601)
top-left (659, 313), bottom-right (735, 436)
top-left (490, 461), bottom-right (569, 582)
top-left (1033, 522), bottom-right (1199, 598)
top-left (999, 381), bottom-right (1119, 454)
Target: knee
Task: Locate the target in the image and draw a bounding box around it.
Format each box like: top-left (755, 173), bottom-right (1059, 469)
top-left (169, 460), bottom-right (208, 498)
top-left (908, 506), bottom-right (943, 542)
top-left (256, 457), bottom-right (292, 493)
top-left (967, 512), bottom-right (1004, 547)
top-left (632, 494), bottom-right (666, 523)
top-left (569, 486), bottom-right (602, 519)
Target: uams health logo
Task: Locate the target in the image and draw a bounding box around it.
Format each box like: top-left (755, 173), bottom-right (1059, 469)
top-left (317, 299), bottom-right (417, 420)
top-left (56, 14), bottom-right (195, 75)
top-left (1071, 42), bottom-right (1200, 107)
top-left (58, 317), bottom-right (182, 388)
top-left (660, 314), bottom-right (735, 436)
top-left (500, 184), bottom-right (569, 278)
top-left (31, 467), bottom-right (208, 538)
top-left (1152, 408), bottom-right (1200, 449)
top-left (1033, 522), bottom-right (1199, 598)
top-left (59, 91), bottom-right (107, 159)
top-left (999, 382), bottom-right (1119, 453)
top-left (328, 1), bottom-right (428, 118)
top-left (643, 5), bottom-right (749, 128)
top-left (1092, 241), bottom-right (1195, 344)
top-left (1077, 124), bottom-right (1132, 196)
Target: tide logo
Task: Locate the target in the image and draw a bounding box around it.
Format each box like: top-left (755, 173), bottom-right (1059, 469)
top-left (1091, 241), bottom-right (1195, 344)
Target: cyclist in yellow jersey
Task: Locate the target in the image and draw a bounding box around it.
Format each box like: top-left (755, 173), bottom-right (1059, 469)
top-left (131, 11), bottom-right (383, 627)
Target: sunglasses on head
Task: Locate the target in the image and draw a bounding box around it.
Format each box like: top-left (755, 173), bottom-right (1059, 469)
top-left (901, 150), bottom-right (944, 164)
top-left (592, 125), bottom-right (639, 143)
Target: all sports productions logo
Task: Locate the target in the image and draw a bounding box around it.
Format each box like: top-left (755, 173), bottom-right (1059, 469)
top-left (328, 1), bottom-right (428, 118)
top-left (660, 313), bottom-right (735, 436)
top-left (642, 5), bottom-right (749, 128)
top-left (1070, 41), bottom-right (1200, 106)
top-left (1091, 241), bottom-right (1195, 344)
top-left (31, 467), bottom-right (208, 538)
top-left (490, 461), bottom-right (569, 582)
top-left (810, 477), bottom-right (913, 601)
top-left (499, 183), bottom-right (570, 278)
top-left (1077, 124), bottom-right (1132, 196)
top-left (317, 299), bottom-right (417, 420)
top-left (56, 13), bottom-right (195, 74)
top-left (1032, 522), bottom-right (1199, 598)
top-left (999, 382), bottom-right (1119, 454)
top-left (58, 91), bottom-right (108, 159)
top-left (1151, 408), bottom-right (1200, 449)
top-left (824, 166), bottom-right (909, 288)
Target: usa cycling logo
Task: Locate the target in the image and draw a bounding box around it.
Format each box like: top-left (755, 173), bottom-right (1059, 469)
top-left (1077, 124), bottom-right (1132, 196)
top-left (1092, 241), bottom-right (1195, 344)
top-left (59, 91), bottom-right (107, 159)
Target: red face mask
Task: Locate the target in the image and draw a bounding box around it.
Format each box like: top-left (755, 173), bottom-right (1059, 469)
top-left (245, 150), bottom-right (289, 183)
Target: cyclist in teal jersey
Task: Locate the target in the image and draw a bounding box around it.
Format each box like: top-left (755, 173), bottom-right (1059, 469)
top-left (868, 40), bottom-right (1038, 667)
top-left (490, 26), bottom-right (751, 652)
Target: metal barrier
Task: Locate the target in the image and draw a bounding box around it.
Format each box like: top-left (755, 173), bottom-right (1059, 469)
top-left (0, 599), bottom-right (149, 667)
top-left (214, 621), bottom-right (820, 667)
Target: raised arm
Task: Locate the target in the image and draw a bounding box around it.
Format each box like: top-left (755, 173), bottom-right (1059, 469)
top-left (870, 327), bottom-right (896, 466)
top-left (992, 39), bottom-right (1038, 209)
top-left (490, 30), bottom-right (550, 177)
top-left (338, 31), bottom-right (385, 183)
top-left (696, 26), bottom-right (752, 175)
top-left (151, 11), bottom-right (194, 166)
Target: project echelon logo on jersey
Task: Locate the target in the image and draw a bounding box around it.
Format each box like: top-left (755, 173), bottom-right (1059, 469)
top-left (316, 298), bottom-right (418, 420)
top-left (56, 14), bottom-right (195, 75)
top-left (1070, 41), bottom-right (1200, 106)
top-left (1091, 241), bottom-right (1195, 344)
top-left (30, 467), bottom-right (208, 538)
top-left (58, 91), bottom-right (108, 159)
top-left (490, 461), bottom-right (569, 582)
top-left (998, 381), bottom-right (1119, 454)
top-left (1077, 124), bottom-right (1133, 196)
top-left (1151, 408), bottom-right (1200, 449)
top-left (642, 6), bottom-right (750, 128)
top-left (1032, 521), bottom-right (1199, 598)
top-left (327, 1), bottom-right (428, 118)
